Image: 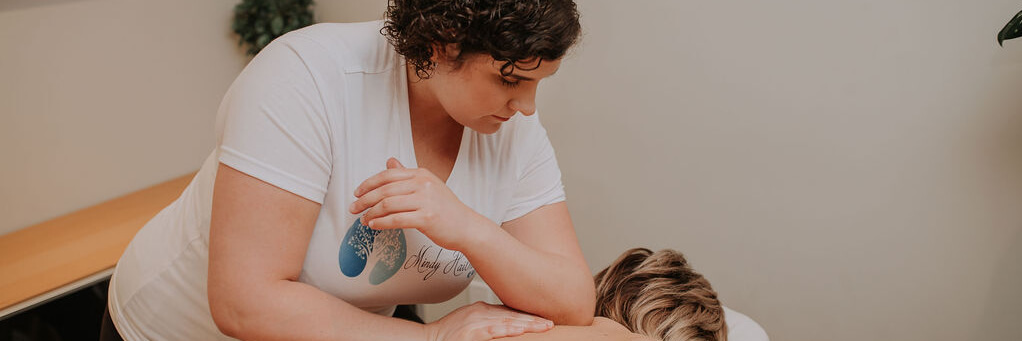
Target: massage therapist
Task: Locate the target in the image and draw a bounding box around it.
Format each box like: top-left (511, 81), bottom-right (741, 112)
top-left (102, 1), bottom-right (594, 340)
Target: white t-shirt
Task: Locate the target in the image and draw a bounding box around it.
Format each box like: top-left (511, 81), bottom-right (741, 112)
top-left (108, 20), bottom-right (567, 340)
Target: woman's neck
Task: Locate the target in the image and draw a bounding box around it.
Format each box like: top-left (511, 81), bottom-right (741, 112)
top-left (406, 63), bottom-right (462, 137)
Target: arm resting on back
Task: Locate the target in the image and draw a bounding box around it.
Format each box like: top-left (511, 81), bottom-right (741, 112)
top-left (460, 202), bottom-right (596, 326)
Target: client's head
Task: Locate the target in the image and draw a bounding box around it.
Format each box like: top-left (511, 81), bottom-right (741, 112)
top-left (593, 248), bottom-right (727, 341)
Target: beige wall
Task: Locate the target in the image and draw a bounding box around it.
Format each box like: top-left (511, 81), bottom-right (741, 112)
top-left (551, 1), bottom-right (1022, 339)
top-left (556, 1), bottom-right (1022, 339)
top-left (0, 0), bottom-right (245, 235)
top-left (3, 0), bottom-right (1021, 340)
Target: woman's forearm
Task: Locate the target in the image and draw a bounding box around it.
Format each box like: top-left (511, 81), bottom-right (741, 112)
top-left (458, 216), bottom-right (596, 326)
top-left (211, 279), bottom-right (427, 341)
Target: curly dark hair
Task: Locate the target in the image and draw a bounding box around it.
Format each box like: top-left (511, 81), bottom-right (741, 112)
top-left (382, 0), bottom-right (581, 79)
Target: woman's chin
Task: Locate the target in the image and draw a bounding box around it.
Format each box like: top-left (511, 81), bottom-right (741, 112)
top-left (471, 122), bottom-right (503, 135)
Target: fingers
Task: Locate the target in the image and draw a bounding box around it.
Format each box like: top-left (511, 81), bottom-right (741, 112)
top-left (514, 318), bottom-right (554, 334)
top-left (479, 323), bottom-right (523, 339)
top-left (351, 158), bottom-right (419, 206)
top-left (361, 196), bottom-right (418, 228)
top-left (387, 157), bottom-right (406, 169)
top-left (489, 315), bottom-right (553, 330)
top-left (475, 302), bottom-right (549, 323)
top-left (364, 210), bottom-right (424, 230)
top-left (462, 319), bottom-right (551, 340)
top-left (476, 304), bottom-right (553, 338)
top-left (479, 317), bottom-right (553, 339)
top-left (434, 302), bottom-right (554, 341)
top-left (351, 170), bottom-right (416, 207)
top-left (354, 158), bottom-right (444, 201)
top-left (350, 181), bottom-right (417, 214)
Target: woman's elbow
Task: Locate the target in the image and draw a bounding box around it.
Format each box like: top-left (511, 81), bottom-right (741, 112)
top-left (555, 286), bottom-right (596, 326)
top-left (569, 299), bottom-right (597, 325)
top-left (208, 286), bottom-right (248, 338)
top-left (560, 311), bottom-right (595, 326)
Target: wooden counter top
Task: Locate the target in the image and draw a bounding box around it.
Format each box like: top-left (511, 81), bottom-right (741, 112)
top-left (0, 172), bottom-right (196, 317)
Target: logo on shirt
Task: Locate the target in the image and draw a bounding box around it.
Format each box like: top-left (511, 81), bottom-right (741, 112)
top-left (403, 245), bottom-right (476, 281)
top-left (337, 217), bottom-right (477, 285)
top-left (338, 218), bottom-right (406, 285)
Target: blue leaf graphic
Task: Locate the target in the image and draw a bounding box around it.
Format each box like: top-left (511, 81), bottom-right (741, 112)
top-left (338, 219), bottom-right (378, 277)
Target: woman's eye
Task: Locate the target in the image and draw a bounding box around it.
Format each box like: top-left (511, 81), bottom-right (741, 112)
top-left (500, 78), bottom-right (521, 89)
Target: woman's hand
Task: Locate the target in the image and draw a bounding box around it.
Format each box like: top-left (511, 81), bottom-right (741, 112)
top-left (425, 302), bottom-right (554, 341)
top-left (349, 157), bottom-right (489, 250)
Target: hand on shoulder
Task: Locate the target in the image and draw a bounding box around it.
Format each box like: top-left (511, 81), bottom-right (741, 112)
top-left (500, 316), bottom-right (654, 341)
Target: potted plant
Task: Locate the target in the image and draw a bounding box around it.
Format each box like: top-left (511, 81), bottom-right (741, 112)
top-left (233, 0), bottom-right (316, 56)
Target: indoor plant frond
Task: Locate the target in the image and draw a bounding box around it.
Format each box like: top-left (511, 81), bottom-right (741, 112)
top-left (233, 0), bottom-right (316, 56)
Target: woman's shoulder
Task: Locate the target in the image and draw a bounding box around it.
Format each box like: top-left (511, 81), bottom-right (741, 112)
top-left (283, 20), bottom-right (399, 74)
top-left (288, 20), bottom-right (384, 46)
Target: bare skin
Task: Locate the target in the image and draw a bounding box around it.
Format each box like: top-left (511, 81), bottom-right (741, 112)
top-left (505, 317), bottom-right (654, 341)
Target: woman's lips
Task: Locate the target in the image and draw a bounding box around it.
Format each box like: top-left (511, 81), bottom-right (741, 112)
top-left (492, 115), bottom-right (511, 122)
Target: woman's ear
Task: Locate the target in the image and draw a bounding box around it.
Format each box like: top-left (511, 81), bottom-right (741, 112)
top-left (443, 43), bottom-right (461, 59)
top-left (431, 43), bottom-right (462, 64)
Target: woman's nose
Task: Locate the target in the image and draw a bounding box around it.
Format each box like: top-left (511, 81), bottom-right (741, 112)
top-left (509, 98), bottom-right (536, 116)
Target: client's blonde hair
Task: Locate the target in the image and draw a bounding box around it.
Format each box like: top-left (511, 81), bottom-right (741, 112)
top-left (594, 248), bottom-right (727, 341)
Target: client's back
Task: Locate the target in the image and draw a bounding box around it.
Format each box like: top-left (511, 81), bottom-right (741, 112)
top-left (594, 248), bottom-right (727, 341)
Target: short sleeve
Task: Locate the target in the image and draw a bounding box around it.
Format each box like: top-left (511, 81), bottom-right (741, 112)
top-left (216, 33), bottom-right (334, 204)
top-left (501, 114), bottom-right (567, 223)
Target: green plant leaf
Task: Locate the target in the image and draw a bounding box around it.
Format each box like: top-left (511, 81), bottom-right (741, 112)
top-left (271, 16), bottom-right (284, 35)
top-left (998, 10), bottom-right (1022, 46)
top-left (233, 0), bottom-right (317, 56)
top-left (256, 33), bottom-right (271, 49)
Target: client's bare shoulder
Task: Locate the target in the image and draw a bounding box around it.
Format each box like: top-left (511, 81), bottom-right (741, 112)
top-left (504, 317), bottom-right (654, 341)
